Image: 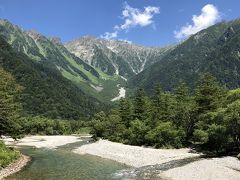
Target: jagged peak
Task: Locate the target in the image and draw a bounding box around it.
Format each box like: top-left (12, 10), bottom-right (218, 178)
top-left (0, 19), bottom-right (11, 25)
top-left (26, 30), bottom-right (43, 39)
top-left (0, 19), bottom-right (24, 32)
top-left (49, 37), bottom-right (62, 45)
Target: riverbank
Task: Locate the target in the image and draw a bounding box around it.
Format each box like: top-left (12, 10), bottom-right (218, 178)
top-left (73, 139), bottom-right (200, 167)
top-left (0, 155), bottom-right (31, 179)
top-left (3, 135), bottom-right (82, 149)
top-left (74, 139), bottom-right (240, 179)
top-left (160, 156), bottom-right (240, 180)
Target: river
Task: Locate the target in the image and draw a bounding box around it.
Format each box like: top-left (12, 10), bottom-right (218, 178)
top-left (5, 137), bottom-right (202, 180)
top-left (6, 137), bottom-right (128, 180)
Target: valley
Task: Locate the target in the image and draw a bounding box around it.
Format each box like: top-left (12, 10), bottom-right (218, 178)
top-left (2, 136), bottom-right (240, 180)
top-left (0, 2), bottom-right (240, 179)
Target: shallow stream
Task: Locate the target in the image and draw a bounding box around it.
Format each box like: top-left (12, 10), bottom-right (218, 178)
top-left (6, 137), bottom-right (200, 180)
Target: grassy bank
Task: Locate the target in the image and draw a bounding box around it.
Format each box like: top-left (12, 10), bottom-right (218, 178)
top-left (0, 141), bottom-right (20, 168)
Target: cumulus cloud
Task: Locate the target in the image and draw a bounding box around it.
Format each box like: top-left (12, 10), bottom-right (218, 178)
top-left (118, 3), bottom-right (160, 30)
top-left (101, 2), bottom-right (160, 40)
top-left (174, 4), bottom-right (221, 39)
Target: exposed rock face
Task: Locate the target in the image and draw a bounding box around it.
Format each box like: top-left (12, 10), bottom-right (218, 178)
top-left (65, 36), bottom-right (174, 78)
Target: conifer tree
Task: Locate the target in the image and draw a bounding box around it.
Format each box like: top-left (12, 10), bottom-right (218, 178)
top-left (174, 80), bottom-right (195, 139)
top-left (195, 73), bottom-right (225, 114)
top-left (119, 98), bottom-right (134, 127)
top-left (133, 88), bottom-right (151, 121)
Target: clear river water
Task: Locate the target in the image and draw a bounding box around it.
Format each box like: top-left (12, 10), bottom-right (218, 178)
top-left (6, 137), bottom-right (200, 180)
top-left (6, 137), bottom-right (128, 180)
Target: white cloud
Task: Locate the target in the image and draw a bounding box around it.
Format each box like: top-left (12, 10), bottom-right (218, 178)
top-left (101, 2), bottom-right (160, 40)
top-left (119, 3), bottom-right (160, 30)
top-left (174, 4), bottom-right (221, 39)
top-left (100, 31), bottom-right (118, 39)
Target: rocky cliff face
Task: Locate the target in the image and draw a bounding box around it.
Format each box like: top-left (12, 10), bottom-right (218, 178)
top-left (65, 36), bottom-right (174, 79)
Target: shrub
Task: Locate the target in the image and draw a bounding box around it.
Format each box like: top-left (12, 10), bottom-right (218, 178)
top-left (0, 141), bottom-right (19, 168)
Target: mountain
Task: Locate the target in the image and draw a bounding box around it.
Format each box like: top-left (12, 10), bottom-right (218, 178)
top-left (129, 19), bottom-right (240, 94)
top-left (0, 20), bottom-right (177, 102)
top-left (0, 35), bottom-right (104, 120)
top-left (65, 36), bottom-right (174, 79)
top-left (0, 20), bottom-right (124, 101)
top-left (3, 18), bottom-right (240, 104)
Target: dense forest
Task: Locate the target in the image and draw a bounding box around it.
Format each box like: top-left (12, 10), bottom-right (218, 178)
top-left (92, 73), bottom-right (240, 155)
top-left (0, 67), bottom-right (91, 167)
top-left (0, 68), bottom-right (90, 138)
top-left (129, 19), bottom-right (240, 94)
top-left (0, 36), bottom-right (105, 120)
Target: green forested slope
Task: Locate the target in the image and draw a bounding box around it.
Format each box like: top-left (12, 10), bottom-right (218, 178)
top-left (0, 20), bottom-right (124, 102)
top-left (129, 19), bottom-right (240, 93)
top-left (0, 36), bottom-right (104, 119)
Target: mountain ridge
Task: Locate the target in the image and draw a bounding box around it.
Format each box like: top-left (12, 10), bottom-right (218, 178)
top-left (0, 19), bottom-right (125, 102)
top-left (129, 19), bottom-right (240, 93)
top-left (65, 36), bottom-right (175, 79)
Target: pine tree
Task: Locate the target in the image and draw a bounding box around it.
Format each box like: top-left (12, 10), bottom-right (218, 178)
top-left (195, 73), bottom-right (226, 114)
top-left (133, 88), bottom-right (151, 121)
top-left (174, 80), bottom-right (195, 140)
top-left (152, 84), bottom-right (163, 115)
top-left (224, 100), bottom-right (240, 150)
top-left (119, 98), bottom-right (134, 127)
top-left (152, 85), bottom-right (176, 124)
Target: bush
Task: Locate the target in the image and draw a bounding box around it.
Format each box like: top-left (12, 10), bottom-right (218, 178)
top-left (0, 141), bottom-right (19, 168)
top-left (193, 129), bottom-right (209, 143)
top-left (145, 122), bottom-right (185, 148)
top-left (237, 153), bottom-right (240, 160)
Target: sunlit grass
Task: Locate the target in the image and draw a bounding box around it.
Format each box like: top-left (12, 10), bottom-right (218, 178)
top-left (0, 141), bottom-right (20, 168)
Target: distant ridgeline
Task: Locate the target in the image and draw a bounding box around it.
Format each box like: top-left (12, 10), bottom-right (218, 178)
top-left (1, 19), bottom-right (240, 120)
top-left (129, 19), bottom-right (240, 94)
top-left (0, 36), bottom-right (104, 120)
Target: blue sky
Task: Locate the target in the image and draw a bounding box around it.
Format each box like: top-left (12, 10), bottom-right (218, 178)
top-left (0, 0), bottom-right (239, 46)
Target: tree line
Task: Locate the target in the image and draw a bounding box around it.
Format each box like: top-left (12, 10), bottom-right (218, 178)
top-left (91, 73), bottom-right (240, 155)
top-left (0, 68), bottom-right (90, 139)
top-left (1, 66), bottom-right (239, 155)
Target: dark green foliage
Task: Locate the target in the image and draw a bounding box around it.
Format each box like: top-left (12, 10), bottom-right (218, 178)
top-left (145, 122), bottom-right (184, 148)
top-left (133, 88), bottom-right (151, 121)
top-left (119, 98), bottom-right (134, 127)
top-left (0, 36), bottom-right (104, 119)
top-left (224, 100), bottom-right (240, 151)
top-left (127, 119), bottom-right (148, 145)
top-left (0, 69), bottom-right (90, 136)
top-left (129, 19), bottom-right (240, 93)
top-left (0, 141), bottom-right (20, 168)
top-left (195, 73), bottom-right (226, 114)
top-left (91, 73), bottom-right (240, 153)
top-left (0, 68), bottom-right (22, 139)
top-left (174, 81), bottom-right (196, 139)
top-left (19, 116), bottom-right (88, 135)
